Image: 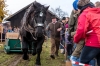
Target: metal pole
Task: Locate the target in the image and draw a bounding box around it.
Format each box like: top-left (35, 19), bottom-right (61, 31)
top-left (60, 43), bottom-right (67, 61)
top-left (65, 43), bottom-right (67, 60)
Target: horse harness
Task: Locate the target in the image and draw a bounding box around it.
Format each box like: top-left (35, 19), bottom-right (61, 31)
top-left (23, 21), bottom-right (45, 40)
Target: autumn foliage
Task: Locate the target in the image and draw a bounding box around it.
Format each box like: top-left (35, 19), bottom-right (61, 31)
top-left (0, 0), bottom-right (8, 22)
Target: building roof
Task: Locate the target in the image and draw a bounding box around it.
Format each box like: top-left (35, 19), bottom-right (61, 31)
top-left (5, 1), bottom-right (61, 21)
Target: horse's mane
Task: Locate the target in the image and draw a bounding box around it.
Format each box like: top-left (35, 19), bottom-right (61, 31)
top-left (20, 1), bottom-right (49, 39)
top-left (20, 1), bottom-right (44, 34)
top-left (21, 1), bottom-right (43, 25)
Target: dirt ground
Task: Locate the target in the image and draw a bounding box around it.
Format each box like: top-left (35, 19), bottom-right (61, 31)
top-left (0, 40), bottom-right (68, 66)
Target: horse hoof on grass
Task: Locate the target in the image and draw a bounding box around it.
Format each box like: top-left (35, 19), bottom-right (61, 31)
top-left (32, 52), bottom-right (36, 56)
top-left (22, 54), bottom-right (29, 60)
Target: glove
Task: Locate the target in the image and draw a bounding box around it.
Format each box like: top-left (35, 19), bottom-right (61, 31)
top-left (68, 35), bottom-right (72, 41)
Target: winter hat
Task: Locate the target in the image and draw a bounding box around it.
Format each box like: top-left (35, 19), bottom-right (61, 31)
top-left (73, 0), bottom-right (78, 10)
top-left (62, 17), bottom-right (66, 20)
top-left (51, 15), bottom-right (56, 19)
top-left (78, 0), bottom-right (90, 6)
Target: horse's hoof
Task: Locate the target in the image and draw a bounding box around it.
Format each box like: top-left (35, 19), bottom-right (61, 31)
top-left (35, 62), bottom-right (41, 66)
top-left (35, 64), bottom-right (41, 66)
top-left (50, 55), bottom-right (55, 59)
top-left (22, 54), bottom-right (29, 60)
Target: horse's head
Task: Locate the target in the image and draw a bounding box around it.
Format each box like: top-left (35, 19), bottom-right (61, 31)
top-left (28, 1), bottom-right (49, 37)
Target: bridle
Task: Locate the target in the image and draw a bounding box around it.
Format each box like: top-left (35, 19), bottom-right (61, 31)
top-left (34, 19), bottom-right (45, 28)
top-left (34, 6), bottom-right (45, 28)
top-left (23, 10), bottom-right (45, 40)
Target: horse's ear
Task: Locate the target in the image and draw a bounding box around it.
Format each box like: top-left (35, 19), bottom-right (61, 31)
top-left (45, 6), bottom-right (49, 11)
top-left (33, 1), bottom-right (37, 8)
top-left (33, 1), bottom-right (37, 5)
top-left (32, 4), bottom-right (36, 9)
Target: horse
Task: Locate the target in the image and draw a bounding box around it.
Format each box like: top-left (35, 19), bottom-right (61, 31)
top-left (19, 1), bottom-right (49, 66)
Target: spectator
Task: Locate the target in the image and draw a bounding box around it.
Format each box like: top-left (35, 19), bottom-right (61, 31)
top-left (65, 17), bottom-right (73, 60)
top-left (95, 1), bottom-right (100, 7)
top-left (60, 17), bottom-right (66, 54)
top-left (69, 0), bottom-right (96, 66)
top-left (2, 26), bottom-right (7, 42)
top-left (13, 27), bottom-right (19, 32)
top-left (46, 16), bottom-right (62, 59)
top-left (68, 0), bottom-right (83, 65)
top-left (7, 26), bottom-right (13, 32)
top-left (74, 0), bottom-right (98, 65)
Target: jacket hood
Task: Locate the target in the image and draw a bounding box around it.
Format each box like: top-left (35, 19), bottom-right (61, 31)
top-left (86, 8), bottom-right (100, 14)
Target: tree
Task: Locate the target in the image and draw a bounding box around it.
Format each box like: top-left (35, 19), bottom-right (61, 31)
top-left (0, 0), bottom-right (8, 22)
top-left (51, 6), bottom-right (68, 18)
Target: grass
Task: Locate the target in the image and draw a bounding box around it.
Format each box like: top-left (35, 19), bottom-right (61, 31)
top-left (0, 39), bottom-right (66, 66)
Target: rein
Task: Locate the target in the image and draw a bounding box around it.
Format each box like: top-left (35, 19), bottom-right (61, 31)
top-left (23, 23), bottom-right (37, 40)
top-left (23, 22), bottom-right (45, 40)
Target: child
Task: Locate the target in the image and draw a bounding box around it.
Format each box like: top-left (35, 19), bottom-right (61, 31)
top-left (65, 18), bottom-right (73, 60)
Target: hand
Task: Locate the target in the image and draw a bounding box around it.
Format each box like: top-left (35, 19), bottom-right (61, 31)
top-left (57, 28), bottom-right (62, 32)
top-left (71, 31), bottom-right (76, 37)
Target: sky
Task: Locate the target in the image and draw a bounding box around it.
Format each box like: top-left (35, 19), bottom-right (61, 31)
top-left (6, 0), bottom-right (98, 17)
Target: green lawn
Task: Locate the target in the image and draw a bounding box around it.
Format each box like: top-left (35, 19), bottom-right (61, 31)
top-left (0, 39), bottom-right (66, 66)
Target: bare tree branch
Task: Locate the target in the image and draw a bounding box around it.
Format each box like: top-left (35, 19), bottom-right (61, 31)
top-left (50, 6), bottom-right (68, 18)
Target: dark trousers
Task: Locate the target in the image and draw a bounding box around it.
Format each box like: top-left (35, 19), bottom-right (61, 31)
top-left (80, 46), bottom-right (100, 66)
top-left (60, 36), bottom-right (65, 49)
top-left (67, 44), bottom-right (73, 56)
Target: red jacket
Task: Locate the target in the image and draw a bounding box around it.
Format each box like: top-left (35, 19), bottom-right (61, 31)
top-left (74, 7), bottom-right (100, 48)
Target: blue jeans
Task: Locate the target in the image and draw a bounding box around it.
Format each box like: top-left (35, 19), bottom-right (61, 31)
top-left (89, 59), bottom-right (96, 66)
top-left (70, 56), bottom-right (96, 66)
top-left (80, 46), bottom-right (100, 66)
top-left (70, 56), bottom-right (80, 66)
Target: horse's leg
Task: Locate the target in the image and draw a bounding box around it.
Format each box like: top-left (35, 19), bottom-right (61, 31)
top-left (35, 44), bottom-right (42, 65)
top-left (28, 42), bottom-right (32, 54)
top-left (32, 41), bottom-right (37, 56)
top-left (35, 37), bottom-right (45, 65)
top-left (22, 40), bottom-right (29, 60)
